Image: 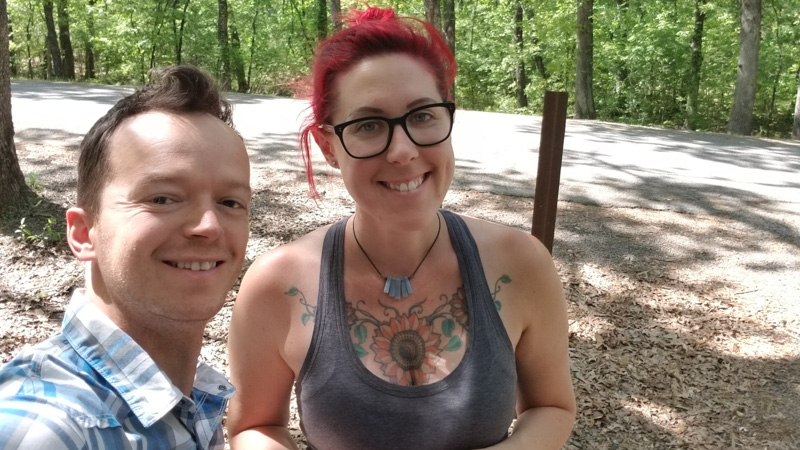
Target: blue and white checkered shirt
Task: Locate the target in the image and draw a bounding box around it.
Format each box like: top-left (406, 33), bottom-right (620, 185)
top-left (0, 289), bottom-right (234, 450)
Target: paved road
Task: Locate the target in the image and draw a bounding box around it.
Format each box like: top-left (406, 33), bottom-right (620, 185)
top-left (10, 80), bottom-right (800, 225)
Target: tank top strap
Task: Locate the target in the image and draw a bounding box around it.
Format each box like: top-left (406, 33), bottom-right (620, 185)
top-left (440, 210), bottom-right (510, 341)
top-left (298, 216), bottom-right (349, 384)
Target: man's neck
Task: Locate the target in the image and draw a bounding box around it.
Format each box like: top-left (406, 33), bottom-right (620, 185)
top-left (88, 294), bottom-right (207, 396)
top-left (130, 324), bottom-right (205, 396)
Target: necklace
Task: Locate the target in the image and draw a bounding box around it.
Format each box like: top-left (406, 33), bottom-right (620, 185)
top-left (352, 213), bottom-right (442, 300)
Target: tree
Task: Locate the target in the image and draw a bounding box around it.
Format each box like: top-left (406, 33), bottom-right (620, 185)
top-left (329, 0), bottom-right (341, 31)
top-left (7, 20), bottom-right (16, 76)
top-left (794, 65), bottom-right (800, 140)
top-left (315, 0), bottom-right (326, 40)
top-left (56, 0), bottom-right (74, 79)
top-left (43, 0), bottom-right (64, 78)
top-left (574, 0), bottom-right (596, 119)
top-left (84, 0), bottom-right (96, 78)
top-left (217, 0), bottom-right (231, 90)
top-left (172, 0), bottom-right (190, 65)
top-left (423, 0), bottom-right (442, 34)
top-left (611, 0), bottom-right (629, 115)
top-left (728, 0), bottom-right (762, 135)
top-left (686, 0), bottom-right (706, 130)
top-left (231, 25), bottom-right (249, 92)
top-left (1, 0), bottom-right (32, 208)
top-left (513, 0), bottom-right (527, 108)
top-left (440, 0), bottom-right (454, 56)
top-left (526, 6), bottom-right (548, 82)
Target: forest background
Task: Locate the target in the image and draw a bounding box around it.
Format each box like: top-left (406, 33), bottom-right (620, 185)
top-left (4, 0), bottom-right (800, 139)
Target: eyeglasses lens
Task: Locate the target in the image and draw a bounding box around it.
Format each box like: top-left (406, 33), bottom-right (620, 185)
top-left (341, 104), bottom-right (453, 158)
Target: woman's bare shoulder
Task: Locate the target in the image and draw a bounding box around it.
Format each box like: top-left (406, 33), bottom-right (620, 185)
top-left (455, 213), bottom-right (546, 259)
top-left (455, 212), bottom-right (559, 299)
top-left (247, 224), bottom-right (331, 272)
top-left (237, 223), bottom-right (334, 303)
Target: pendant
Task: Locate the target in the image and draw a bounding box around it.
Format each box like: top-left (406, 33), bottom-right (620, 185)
top-left (384, 276), bottom-right (413, 299)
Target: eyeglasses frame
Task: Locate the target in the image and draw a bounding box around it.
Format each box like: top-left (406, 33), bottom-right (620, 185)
top-left (322, 101), bottom-right (456, 159)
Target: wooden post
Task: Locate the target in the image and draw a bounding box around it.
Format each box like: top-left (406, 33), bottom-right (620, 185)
top-left (531, 91), bottom-right (568, 254)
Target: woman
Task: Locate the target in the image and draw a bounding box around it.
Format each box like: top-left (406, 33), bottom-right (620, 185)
top-left (227, 6), bottom-right (575, 449)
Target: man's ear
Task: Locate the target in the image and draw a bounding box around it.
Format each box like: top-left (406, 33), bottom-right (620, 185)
top-left (66, 207), bottom-right (96, 261)
top-left (311, 127), bottom-right (338, 167)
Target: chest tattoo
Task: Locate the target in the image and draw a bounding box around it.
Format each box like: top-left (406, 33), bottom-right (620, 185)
top-left (286, 274), bottom-right (511, 386)
top-left (344, 287), bottom-right (470, 386)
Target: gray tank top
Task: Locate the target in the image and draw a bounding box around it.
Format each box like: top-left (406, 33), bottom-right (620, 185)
top-left (296, 210), bottom-right (517, 450)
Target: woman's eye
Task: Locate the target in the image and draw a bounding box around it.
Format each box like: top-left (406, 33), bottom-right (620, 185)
top-left (409, 112), bottom-right (433, 123)
top-left (355, 120), bottom-right (382, 133)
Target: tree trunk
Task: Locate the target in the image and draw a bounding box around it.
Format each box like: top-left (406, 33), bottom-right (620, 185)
top-left (613, 0), bottom-right (629, 114)
top-left (765, 1), bottom-right (783, 128)
top-left (25, 12), bottom-right (33, 78)
top-left (0, 0), bottom-right (31, 209)
top-left (574, 0), bottom-right (596, 119)
top-left (217, 0), bottom-right (231, 91)
top-left (316, 0), bottom-right (327, 40)
top-left (247, 10), bottom-right (260, 90)
top-left (149, 0), bottom-right (167, 69)
top-left (423, 0), bottom-right (442, 34)
top-left (84, 0), bottom-right (96, 79)
top-left (513, 1), bottom-right (527, 108)
top-left (525, 7), bottom-right (548, 82)
top-left (329, 0), bottom-right (341, 31)
top-left (8, 22), bottom-right (17, 77)
top-left (728, 0), bottom-right (761, 135)
top-left (57, 0), bottom-right (74, 79)
top-left (793, 65), bottom-right (800, 140)
top-left (231, 25), bottom-right (249, 93)
top-left (441, 0), bottom-right (455, 56)
top-left (173, 0), bottom-right (190, 65)
top-left (686, 0), bottom-right (706, 130)
top-left (43, 0), bottom-right (64, 79)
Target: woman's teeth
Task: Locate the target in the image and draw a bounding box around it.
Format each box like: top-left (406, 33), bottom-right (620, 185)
top-left (386, 176), bottom-right (424, 192)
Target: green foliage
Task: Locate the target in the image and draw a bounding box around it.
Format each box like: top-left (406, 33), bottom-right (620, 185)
top-left (6, 0), bottom-right (800, 136)
top-left (14, 217), bottom-right (64, 247)
top-left (26, 173), bottom-right (43, 191)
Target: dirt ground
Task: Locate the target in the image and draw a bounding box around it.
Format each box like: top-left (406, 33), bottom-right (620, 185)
top-left (1, 137), bottom-right (799, 449)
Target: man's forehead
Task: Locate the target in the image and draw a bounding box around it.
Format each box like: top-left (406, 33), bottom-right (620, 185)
top-left (118, 110), bottom-right (219, 134)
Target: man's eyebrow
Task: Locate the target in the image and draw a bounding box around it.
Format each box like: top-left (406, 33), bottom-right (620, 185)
top-left (136, 173), bottom-right (251, 192)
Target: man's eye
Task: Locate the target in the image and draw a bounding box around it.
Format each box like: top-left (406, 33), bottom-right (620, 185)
top-left (221, 199), bottom-right (245, 209)
top-left (152, 196), bottom-right (174, 205)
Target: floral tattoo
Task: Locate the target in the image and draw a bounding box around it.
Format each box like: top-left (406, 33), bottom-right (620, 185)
top-left (289, 275), bottom-right (512, 386)
top-left (346, 287), bottom-right (470, 386)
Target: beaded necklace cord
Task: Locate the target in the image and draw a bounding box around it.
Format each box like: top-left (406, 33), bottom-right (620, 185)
top-left (352, 213), bottom-right (442, 299)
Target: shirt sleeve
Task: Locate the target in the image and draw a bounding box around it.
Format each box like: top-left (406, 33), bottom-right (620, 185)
top-left (0, 396), bottom-right (88, 450)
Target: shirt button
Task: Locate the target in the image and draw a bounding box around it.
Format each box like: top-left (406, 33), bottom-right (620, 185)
top-left (218, 385), bottom-right (227, 391)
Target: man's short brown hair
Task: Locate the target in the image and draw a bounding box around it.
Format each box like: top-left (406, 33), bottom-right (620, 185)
top-left (76, 65), bottom-right (234, 214)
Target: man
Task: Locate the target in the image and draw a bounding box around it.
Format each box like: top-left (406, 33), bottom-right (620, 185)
top-left (0, 65), bottom-right (251, 449)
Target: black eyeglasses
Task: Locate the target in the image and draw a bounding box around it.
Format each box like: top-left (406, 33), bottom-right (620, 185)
top-left (321, 102), bottom-right (456, 159)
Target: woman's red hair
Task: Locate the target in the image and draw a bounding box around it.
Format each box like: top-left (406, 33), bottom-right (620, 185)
top-left (298, 6), bottom-right (457, 199)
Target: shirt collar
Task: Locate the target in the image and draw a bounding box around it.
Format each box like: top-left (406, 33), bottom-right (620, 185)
top-left (61, 289), bottom-right (234, 427)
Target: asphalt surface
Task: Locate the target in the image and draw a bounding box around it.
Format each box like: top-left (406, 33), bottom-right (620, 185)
top-left (10, 80), bottom-right (800, 230)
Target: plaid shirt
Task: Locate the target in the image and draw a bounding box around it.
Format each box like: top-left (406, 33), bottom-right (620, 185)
top-left (0, 290), bottom-right (234, 450)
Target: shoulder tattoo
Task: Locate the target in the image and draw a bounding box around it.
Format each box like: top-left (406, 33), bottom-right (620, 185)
top-left (286, 287), bottom-right (315, 326)
top-left (491, 275), bottom-right (512, 311)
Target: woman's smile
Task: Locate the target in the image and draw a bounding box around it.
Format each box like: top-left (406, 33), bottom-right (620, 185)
top-left (382, 174), bottom-right (427, 192)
